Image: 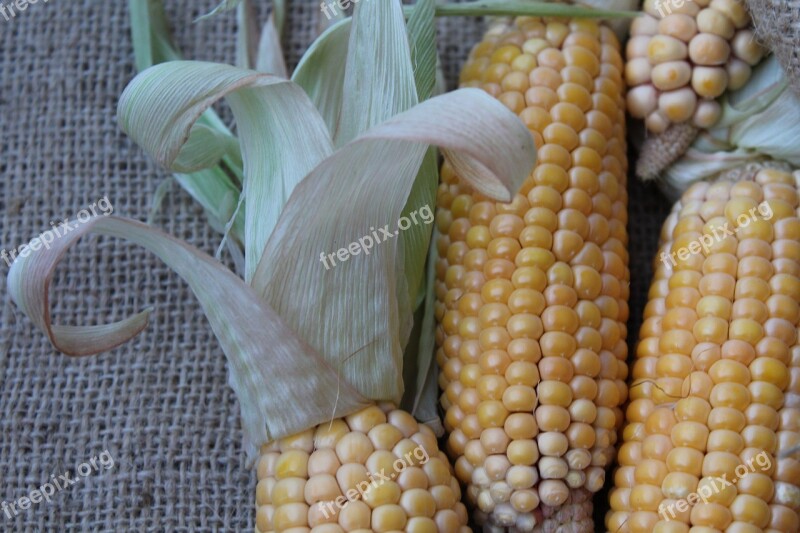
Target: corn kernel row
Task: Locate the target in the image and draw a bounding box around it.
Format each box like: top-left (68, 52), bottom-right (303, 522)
top-left (626, 0), bottom-right (766, 132)
top-left (436, 15), bottom-right (630, 530)
top-left (607, 169), bottom-right (800, 533)
top-left (255, 405), bottom-right (470, 532)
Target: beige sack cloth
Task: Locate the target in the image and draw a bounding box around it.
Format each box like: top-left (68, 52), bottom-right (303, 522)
top-left (748, 0), bottom-right (800, 96)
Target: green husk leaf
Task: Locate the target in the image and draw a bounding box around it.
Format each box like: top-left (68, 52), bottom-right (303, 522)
top-left (272, 0), bottom-right (286, 37)
top-left (128, 0), bottom-right (181, 71)
top-left (197, 0), bottom-right (242, 21)
top-left (173, 169), bottom-right (245, 245)
top-left (173, 124), bottom-right (241, 173)
top-left (401, 1), bottom-right (638, 18)
top-left (435, 56), bottom-right (447, 97)
top-left (292, 19), bottom-right (351, 141)
top-left (147, 176), bottom-right (175, 225)
top-left (401, 0), bottom-right (439, 415)
top-left (400, 148), bottom-right (438, 313)
top-left (118, 61), bottom-right (334, 282)
top-left (128, 0), bottom-right (246, 243)
top-left (130, 0), bottom-right (156, 72)
top-left (660, 56), bottom-right (800, 199)
top-left (409, 239), bottom-right (442, 426)
top-left (407, 0), bottom-right (437, 102)
top-left (256, 14), bottom-right (289, 77)
top-left (7, 215), bottom-right (370, 461)
top-left (235, 0), bottom-right (259, 69)
top-left (250, 88), bottom-right (537, 404)
top-left (336, 0), bottom-right (418, 146)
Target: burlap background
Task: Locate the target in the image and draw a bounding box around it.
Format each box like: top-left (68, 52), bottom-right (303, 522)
top-left (748, 0), bottom-right (800, 97)
top-left (0, 1), bottom-right (670, 530)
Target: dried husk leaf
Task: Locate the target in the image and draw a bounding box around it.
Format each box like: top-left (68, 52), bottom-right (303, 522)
top-left (7, 215), bottom-right (369, 461)
top-left (250, 89), bottom-right (537, 403)
top-left (658, 56), bottom-right (800, 200)
top-left (11, 0), bottom-right (537, 461)
top-left (118, 61), bottom-right (334, 282)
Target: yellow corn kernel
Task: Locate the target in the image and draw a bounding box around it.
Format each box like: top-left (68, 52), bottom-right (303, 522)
top-left (255, 407), bottom-right (469, 532)
top-left (608, 169), bottom-right (800, 532)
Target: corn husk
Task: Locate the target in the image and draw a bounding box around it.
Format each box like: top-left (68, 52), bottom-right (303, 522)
top-left (657, 55), bottom-right (800, 200)
top-left (129, 0), bottom-right (245, 243)
top-left (11, 0), bottom-right (645, 461)
top-left (8, 0), bottom-right (537, 461)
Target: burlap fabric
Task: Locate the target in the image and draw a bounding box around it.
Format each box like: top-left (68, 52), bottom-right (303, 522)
top-left (0, 1), bottom-right (669, 530)
top-left (748, 0), bottom-right (800, 96)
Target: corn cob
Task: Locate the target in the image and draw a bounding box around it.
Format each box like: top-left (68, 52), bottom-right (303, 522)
top-left (607, 168), bottom-right (800, 532)
top-left (435, 15), bottom-right (630, 530)
top-left (626, 0), bottom-right (766, 132)
top-left (254, 404), bottom-right (471, 533)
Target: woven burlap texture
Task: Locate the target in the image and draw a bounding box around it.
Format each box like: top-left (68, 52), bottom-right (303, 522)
top-left (748, 0), bottom-right (800, 96)
top-left (0, 1), bottom-right (670, 530)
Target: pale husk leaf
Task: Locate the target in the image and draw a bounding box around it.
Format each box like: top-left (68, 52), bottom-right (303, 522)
top-left (235, 0), bottom-right (259, 69)
top-left (336, 0), bottom-right (418, 146)
top-left (129, 0), bottom-right (246, 243)
top-left (117, 61), bottom-right (334, 282)
top-left (409, 240), bottom-right (442, 430)
top-left (337, 0), bottom-right (432, 347)
top-left (291, 19), bottom-right (351, 144)
top-left (197, 0), bottom-right (242, 21)
top-left (6, 215), bottom-right (369, 461)
top-left (256, 14), bottom-right (289, 77)
top-left (250, 89), bottom-right (536, 403)
top-left (407, 0), bottom-right (437, 102)
top-left (173, 170), bottom-right (244, 244)
top-left (401, 1), bottom-right (637, 18)
top-left (660, 56), bottom-right (800, 199)
top-left (401, 0), bottom-right (441, 422)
